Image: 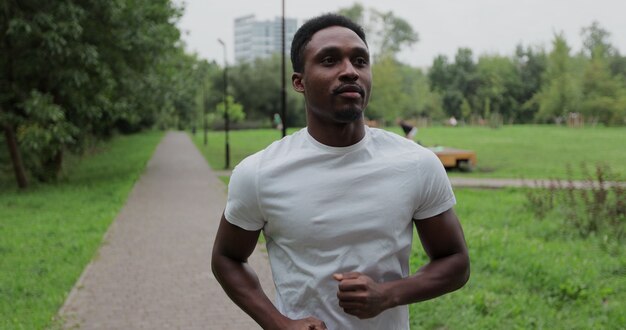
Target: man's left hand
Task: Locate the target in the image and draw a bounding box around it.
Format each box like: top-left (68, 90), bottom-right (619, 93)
top-left (333, 272), bottom-right (394, 319)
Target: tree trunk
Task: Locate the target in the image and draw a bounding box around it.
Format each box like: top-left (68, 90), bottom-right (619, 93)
top-left (3, 124), bottom-right (28, 189)
top-left (53, 149), bottom-right (63, 177)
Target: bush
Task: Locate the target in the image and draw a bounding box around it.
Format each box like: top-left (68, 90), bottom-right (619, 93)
top-left (525, 163), bottom-right (625, 247)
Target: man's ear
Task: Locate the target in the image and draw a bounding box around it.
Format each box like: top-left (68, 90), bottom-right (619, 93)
top-left (292, 73), bottom-right (304, 93)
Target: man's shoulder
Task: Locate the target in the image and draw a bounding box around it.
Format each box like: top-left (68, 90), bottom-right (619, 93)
top-left (367, 127), bottom-right (439, 163)
top-left (368, 127), bottom-right (425, 150)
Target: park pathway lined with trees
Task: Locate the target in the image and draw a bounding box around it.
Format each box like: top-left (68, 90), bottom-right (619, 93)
top-left (59, 132), bottom-right (274, 329)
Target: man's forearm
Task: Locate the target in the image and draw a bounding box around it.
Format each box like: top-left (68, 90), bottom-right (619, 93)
top-left (211, 254), bottom-right (289, 329)
top-left (383, 251), bottom-right (470, 309)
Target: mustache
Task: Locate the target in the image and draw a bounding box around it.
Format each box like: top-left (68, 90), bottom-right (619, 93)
top-left (332, 84), bottom-right (365, 95)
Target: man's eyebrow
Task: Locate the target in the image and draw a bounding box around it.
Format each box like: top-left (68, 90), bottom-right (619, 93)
top-left (314, 46), bottom-right (369, 57)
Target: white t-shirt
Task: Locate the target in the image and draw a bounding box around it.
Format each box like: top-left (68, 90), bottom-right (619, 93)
top-left (225, 126), bottom-right (456, 330)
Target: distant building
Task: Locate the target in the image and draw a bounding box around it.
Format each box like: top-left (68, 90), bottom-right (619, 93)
top-left (234, 14), bottom-right (298, 63)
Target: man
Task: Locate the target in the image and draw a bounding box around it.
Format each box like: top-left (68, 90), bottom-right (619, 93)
top-left (397, 118), bottom-right (418, 140)
top-left (212, 14), bottom-right (469, 330)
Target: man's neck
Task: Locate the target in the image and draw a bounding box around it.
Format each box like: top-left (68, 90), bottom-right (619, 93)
top-left (307, 118), bottom-right (366, 147)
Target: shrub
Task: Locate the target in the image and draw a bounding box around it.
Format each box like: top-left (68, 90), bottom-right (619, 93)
top-left (525, 163), bottom-right (625, 246)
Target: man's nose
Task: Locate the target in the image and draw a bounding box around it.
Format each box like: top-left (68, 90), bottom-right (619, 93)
top-left (338, 59), bottom-right (359, 81)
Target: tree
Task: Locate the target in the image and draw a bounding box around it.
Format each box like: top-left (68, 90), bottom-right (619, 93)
top-left (1, 0), bottom-right (188, 187)
top-left (581, 21), bottom-right (615, 59)
top-left (1, 0), bottom-right (91, 184)
top-left (336, 2), bottom-right (365, 24)
top-left (215, 96), bottom-right (246, 123)
top-left (369, 9), bottom-right (418, 59)
top-left (580, 47), bottom-right (626, 125)
top-left (578, 21), bottom-right (626, 125)
top-left (475, 55), bottom-right (521, 123)
top-left (367, 55), bottom-right (407, 123)
top-left (428, 49), bottom-right (479, 121)
top-left (336, 3), bottom-right (418, 61)
top-left (512, 44), bottom-right (547, 123)
top-left (399, 65), bottom-right (444, 120)
top-left (229, 55), bottom-right (305, 127)
top-left (534, 34), bottom-right (581, 123)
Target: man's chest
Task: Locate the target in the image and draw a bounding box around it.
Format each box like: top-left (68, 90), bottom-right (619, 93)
top-left (258, 159), bottom-right (418, 246)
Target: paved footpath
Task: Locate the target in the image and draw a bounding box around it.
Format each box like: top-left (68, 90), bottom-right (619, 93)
top-left (59, 131), bottom-right (274, 329)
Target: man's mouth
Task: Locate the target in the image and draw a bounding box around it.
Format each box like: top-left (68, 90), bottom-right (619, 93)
top-left (333, 84), bottom-right (364, 98)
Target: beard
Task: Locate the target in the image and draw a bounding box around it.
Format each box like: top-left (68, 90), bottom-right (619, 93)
top-left (334, 107), bottom-right (363, 123)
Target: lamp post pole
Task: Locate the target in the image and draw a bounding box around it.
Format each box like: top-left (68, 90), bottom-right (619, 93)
top-left (203, 73), bottom-right (208, 146)
top-left (218, 38), bottom-right (230, 169)
top-left (280, 0), bottom-right (287, 138)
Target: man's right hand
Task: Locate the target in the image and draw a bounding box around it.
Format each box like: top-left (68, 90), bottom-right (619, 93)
top-left (284, 316), bottom-right (327, 329)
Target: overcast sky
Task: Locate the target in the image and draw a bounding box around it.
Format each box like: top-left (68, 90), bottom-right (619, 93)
top-left (175, 0), bottom-right (626, 68)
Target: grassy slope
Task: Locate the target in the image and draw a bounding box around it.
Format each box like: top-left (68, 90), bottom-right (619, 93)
top-left (0, 131), bottom-right (163, 330)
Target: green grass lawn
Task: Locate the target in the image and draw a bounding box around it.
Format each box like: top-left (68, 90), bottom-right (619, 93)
top-left (191, 125), bottom-right (626, 180)
top-left (409, 188), bottom-right (625, 329)
top-left (411, 125), bottom-right (626, 179)
top-left (0, 131), bottom-right (163, 330)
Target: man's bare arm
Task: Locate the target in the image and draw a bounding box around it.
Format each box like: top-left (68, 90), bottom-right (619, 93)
top-left (335, 208), bottom-right (470, 318)
top-left (211, 213), bottom-right (327, 329)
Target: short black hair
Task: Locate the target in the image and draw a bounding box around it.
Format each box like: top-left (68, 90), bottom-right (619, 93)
top-left (290, 13), bottom-right (367, 73)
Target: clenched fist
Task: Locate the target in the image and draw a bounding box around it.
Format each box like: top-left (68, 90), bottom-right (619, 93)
top-left (333, 272), bottom-right (394, 319)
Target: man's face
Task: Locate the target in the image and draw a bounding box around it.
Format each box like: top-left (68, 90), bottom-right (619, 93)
top-left (292, 26), bottom-right (372, 124)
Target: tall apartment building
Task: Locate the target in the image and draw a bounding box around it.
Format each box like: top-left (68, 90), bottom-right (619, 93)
top-left (234, 15), bottom-right (298, 63)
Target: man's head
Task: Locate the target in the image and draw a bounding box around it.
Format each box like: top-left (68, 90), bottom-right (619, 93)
top-left (291, 14), bottom-right (367, 73)
top-left (291, 14), bottom-right (372, 125)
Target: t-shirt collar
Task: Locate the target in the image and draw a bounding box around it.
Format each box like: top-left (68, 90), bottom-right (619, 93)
top-left (304, 126), bottom-right (370, 154)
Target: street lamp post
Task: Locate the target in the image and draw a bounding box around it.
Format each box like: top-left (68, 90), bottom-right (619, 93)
top-left (280, 0), bottom-right (287, 138)
top-left (203, 76), bottom-right (208, 146)
top-left (218, 38), bottom-right (230, 169)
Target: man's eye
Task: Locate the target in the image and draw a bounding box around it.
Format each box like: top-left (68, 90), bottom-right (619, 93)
top-left (321, 57), bottom-right (335, 65)
top-left (354, 57), bottom-right (368, 66)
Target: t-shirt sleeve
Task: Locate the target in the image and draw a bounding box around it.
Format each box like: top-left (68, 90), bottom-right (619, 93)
top-left (224, 153), bottom-right (266, 231)
top-left (412, 149), bottom-right (456, 220)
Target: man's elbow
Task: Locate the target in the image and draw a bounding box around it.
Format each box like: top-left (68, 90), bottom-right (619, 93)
top-left (454, 252), bottom-right (470, 290)
top-left (211, 249), bottom-right (227, 280)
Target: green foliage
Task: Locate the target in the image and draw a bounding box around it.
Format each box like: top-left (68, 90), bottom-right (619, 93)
top-left (580, 53), bottom-right (626, 125)
top-left (216, 96), bottom-right (246, 123)
top-left (336, 2), bottom-right (365, 23)
top-left (17, 91), bottom-right (77, 157)
top-left (410, 188), bottom-right (625, 329)
top-left (513, 45), bottom-right (547, 123)
top-left (228, 55), bottom-right (306, 126)
top-left (578, 23), bottom-right (626, 126)
top-left (0, 131), bottom-right (163, 330)
top-left (428, 48), bottom-right (481, 121)
top-left (475, 55), bottom-right (521, 123)
top-left (369, 9), bottom-right (418, 59)
top-left (368, 56), bottom-right (407, 122)
top-left (581, 21), bottom-right (615, 59)
top-left (336, 3), bottom-right (418, 60)
top-left (525, 163), bottom-right (625, 246)
top-left (534, 34), bottom-right (582, 123)
top-left (399, 65), bottom-right (445, 120)
top-left (1, 0), bottom-right (192, 186)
